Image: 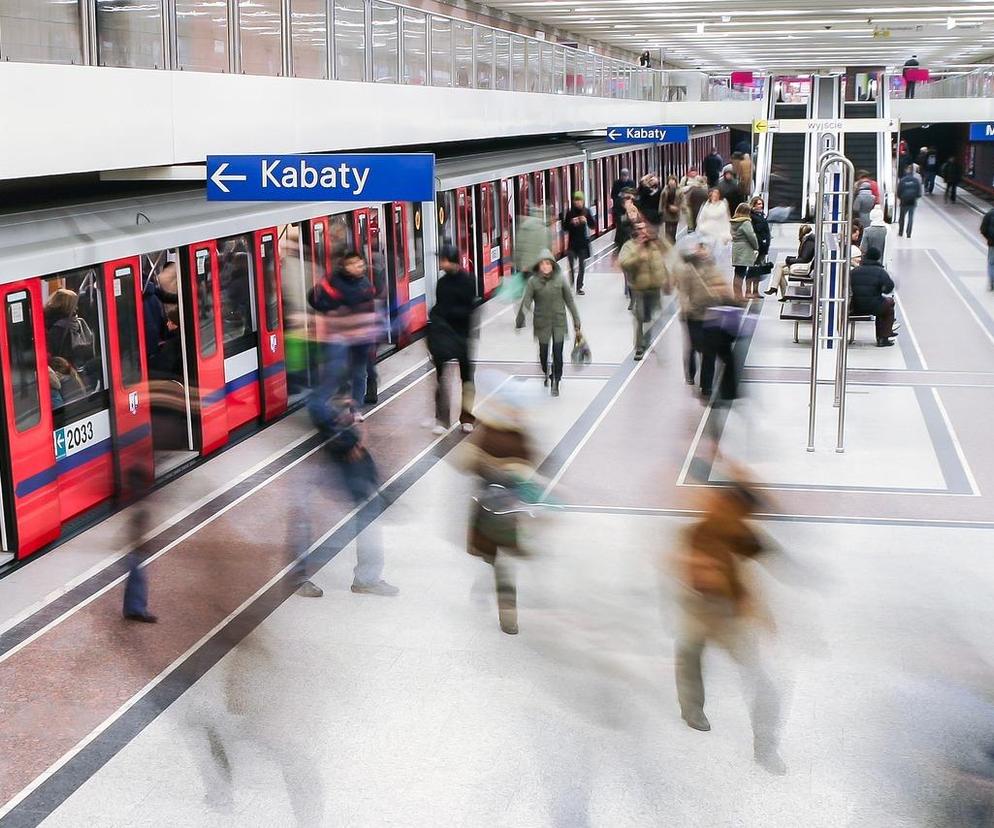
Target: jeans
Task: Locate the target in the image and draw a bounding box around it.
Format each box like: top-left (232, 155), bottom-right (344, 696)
top-left (539, 338), bottom-right (565, 382)
top-left (905, 80), bottom-right (916, 98)
top-left (988, 247), bottom-right (994, 290)
top-left (631, 290), bottom-right (660, 352)
top-left (566, 246), bottom-right (589, 290)
top-left (925, 172), bottom-right (936, 193)
top-left (946, 182), bottom-right (959, 203)
top-left (433, 349), bottom-right (475, 426)
top-left (308, 342), bottom-right (371, 431)
top-left (700, 325), bottom-right (738, 402)
top-left (123, 551), bottom-right (149, 616)
top-left (337, 450), bottom-right (384, 586)
top-left (684, 318), bottom-right (704, 383)
top-left (899, 203), bottom-right (916, 237)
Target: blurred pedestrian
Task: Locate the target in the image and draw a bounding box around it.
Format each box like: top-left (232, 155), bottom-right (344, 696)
top-left (731, 203), bottom-right (759, 300)
top-left (682, 175), bottom-right (709, 234)
top-left (942, 155), bottom-right (962, 204)
top-left (514, 202), bottom-right (551, 279)
top-left (122, 469), bottom-right (156, 623)
top-left (672, 483), bottom-right (784, 775)
top-left (612, 189), bottom-right (637, 263)
top-left (925, 147), bottom-right (939, 194)
top-left (428, 244), bottom-right (478, 434)
top-left (637, 173), bottom-right (663, 226)
top-left (861, 206), bottom-right (888, 262)
top-left (561, 192), bottom-right (595, 294)
top-left (981, 205), bottom-right (994, 291)
top-left (703, 147), bottom-right (724, 188)
top-left (619, 220), bottom-right (671, 360)
top-left (718, 167), bottom-right (745, 216)
top-left (662, 175), bottom-right (681, 243)
top-left (458, 388), bottom-right (537, 635)
top-left (696, 188), bottom-right (732, 252)
top-left (854, 178), bottom-right (876, 226)
top-left (611, 167), bottom-right (636, 225)
top-left (516, 249), bottom-right (581, 396)
top-left (903, 54), bottom-right (919, 98)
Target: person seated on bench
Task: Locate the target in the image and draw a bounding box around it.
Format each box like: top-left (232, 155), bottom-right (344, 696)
top-left (850, 246), bottom-right (898, 347)
top-left (765, 224), bottom-right (815, 299)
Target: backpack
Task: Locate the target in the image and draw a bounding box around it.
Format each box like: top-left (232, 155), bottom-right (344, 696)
top-left (897, 177), bottom-right (919, 204)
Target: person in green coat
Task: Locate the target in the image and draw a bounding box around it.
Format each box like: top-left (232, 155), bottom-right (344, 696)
top-left (730, 202), bottom-right (759, 300)
top-left (515, 250), bottom-right (581, 397)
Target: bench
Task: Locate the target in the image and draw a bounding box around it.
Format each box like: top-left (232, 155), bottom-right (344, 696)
top-left (779, 300), bottom-right (814, 343)
top-left (847, 314), bottom-right (875, 343)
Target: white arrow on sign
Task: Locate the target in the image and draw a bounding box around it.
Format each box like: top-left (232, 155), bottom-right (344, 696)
top-left (210, 161), bottom-right (248, 194)
top-left (607, 129), bottom-right (621, 140)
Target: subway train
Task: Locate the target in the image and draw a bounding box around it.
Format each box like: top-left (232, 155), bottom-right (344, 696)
top-left (0, 128), bottom-right (729, 567)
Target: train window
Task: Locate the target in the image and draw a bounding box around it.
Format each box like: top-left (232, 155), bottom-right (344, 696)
top-left (438, 190), bottom-right (456, 247)
top-left (195, 249), bottom-right (217, 359)
top-left (401, 10), bottom-right (426, 85)
top-left (5, 292), bottom-right (41, 432)
top-left (260, 234), bottom-right (280, 332)
top-left (216, 235), bottom-right (257, 352)
top-left (525, 40), bottom-right (539, 93)
top-left (113, 266), bottom-right (143, 388)
top-left (96, 0), bottom-right (164, 69)
top-left (42, 267), bottom-right (106, 414)
top-left (407, 205), bottom-right (425, 283)
top-left (476, 27), bottom-right (493, 90)
top-left (311, 221), bottom-right (327, 281)
top-left (329, 214), bottom-right (354, 266)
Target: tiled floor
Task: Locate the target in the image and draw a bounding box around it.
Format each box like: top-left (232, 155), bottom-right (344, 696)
top-left (4, 202), bottom-right (994, 827)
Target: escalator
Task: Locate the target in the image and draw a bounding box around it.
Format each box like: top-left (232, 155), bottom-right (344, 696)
top-left (843, 102), bottom-right (878, 180)
top-left (767, 103), bottom-right (807, 221)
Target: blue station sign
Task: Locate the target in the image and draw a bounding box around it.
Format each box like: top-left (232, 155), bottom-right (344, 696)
top-left (605, 125), bottom-right (690, 144)
top-left (206, 153), bottom-right (435, 202)
top-left (969, 123), bottom-right (994, 142)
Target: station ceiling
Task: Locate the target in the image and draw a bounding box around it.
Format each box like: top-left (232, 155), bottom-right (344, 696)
top-left (483, 0), bottom-right (994, 70)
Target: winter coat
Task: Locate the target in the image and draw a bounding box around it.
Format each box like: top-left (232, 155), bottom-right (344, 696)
top-left (307, 267), bottom-right (381, 345)
top-left (861, 224), bottom-right (888, 260)
top-left (941, 159), bottom-right (963, 184)
top-left (696, 200), bottom-right (732, 244)
top-left (661, 185), bottom-right (681, 226)
top-left (513, 213), bottom-right (551, 274)
top-left (703, 152), bottom-right (724, 184)
top-left (730, 217), bottom-right (759, 267)
top-left (676, 508), bottom-right (764, 603)
top-left (850, 254), bottom-right (895, 316)
top-left (897, 173), bottom-right (922, 206)
top-left (428, 269), bottom-right (477, 361)
top-left (718, 177), bottom-right (745, 215)
top-left (619, 237), bottom-right (673, 293)
top-left (684, 183), bottom-right (709, 231)
top-left (614, 211), bottom-right (635, 250)
top-left (611, 177), bottom-right (635, 217)
top-left (516, 253), bottom-right (580, 343)
top-left (561, 206), bottom-right (595, 252)
top-left (675, 255), bottom-right (732, 320)
top-left (750, 209), bottom-right (771, 259)
top-left (786, 232), bottom-right (816, 267)
top-left (853, 183), bottom-right (876, 225)
top-left (637, 184), bottom-right (663, 225)
top-left (981, 208), bottom-right (994, 247)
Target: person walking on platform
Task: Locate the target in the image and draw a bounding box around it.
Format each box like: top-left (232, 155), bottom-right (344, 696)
top-left (718, 167), bottom-right (745, 217)
top-left (561, 192), bottom-right (595, 294)
top-left (672, 482), bottom-right (785, 775)
top-left (428, 244), bottom-right (478, 434)
top-left (731, 203), bottom-right (759, 300)
top-left (611, 167), bottom-right (636, 225)
top-left (903, 55), bottom-right (920, 98)
top-left (675, 238), bottom-right (732, 392)
top-left (851, 247), bottom-right (899, 347)
top-left (942, 156), bottom-right (963, 204)
top-left (662, 175), bottom-right (682, 243)
top-left (897, 166), bottom-right (922, 238)
top-left (861, 206), bottom-right (888, 261)
top-left (121, 470), bottom-right (156, 623)
top-left (853, 178), bottom-right (876, 227)
top-left (613, 189), bottom-right (638, 263)
top-left (925, 148), bottom-right (939, 194)
top-left (637, 174), bottom-right (664, 227)
top-left (703, 147), bottom-right (724, 189)
top-left (514, 203), bottom-right (551, 280)
top-left (619, 220), bottom-right (671, 361)
top-left (980, 206), bottom-right (994, 291)
top-left (697, 188), bottom-right (732, 248)
top-left (682, 174), bottom-right (709, 234)
top-left (307, 250), bottom-right (380, 425)
top-left (516, 249), bottom-right (581, 395)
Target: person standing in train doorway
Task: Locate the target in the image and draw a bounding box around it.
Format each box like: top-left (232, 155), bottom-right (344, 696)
top-left (427, 244), bottom-right (478, 435)
top-left (561, 192), bottom-right (595, 295)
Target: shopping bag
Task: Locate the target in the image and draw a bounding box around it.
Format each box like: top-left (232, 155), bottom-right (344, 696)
top-left (571, 331), bottom-right (592, 365)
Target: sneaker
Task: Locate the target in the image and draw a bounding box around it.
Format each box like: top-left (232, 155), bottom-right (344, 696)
top-left (351, 580), bottom-right (399, 597)
top-left (634, 348), bottom-right (645, 361)
top-left (576, 289), bottom-right (585, 295)
top-left (460, 422), bottom-right (475, 434)
top-left (681, 710), bottom-right (711, 732)
top-left (551, 379), bottom-right (560, 397)
top-left (123, 611), bottom-right (158, 623)
top-left (891, 323), bottom-right (901, 333)
top-left (296, 580), bottom-right (323, 598)
top-left (499, 608), bottom-right (519, 635)
top-left (432, 423), bottom-right (447, 435)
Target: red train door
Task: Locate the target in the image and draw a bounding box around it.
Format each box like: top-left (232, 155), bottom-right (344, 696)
top-left (478, 182), bottom-right (502, 295)
top-left (183, 241), bottom-right (227, 455)
top-left (499, 179), bottom-right (513, 267)
top-left (385, 202), bottom-right (411, 345)
top-left (455, 188), bottom-right (474, 275)
top-left (547, 168), bottom-right (563, 257)
top-left (102, 257), bottom-right (154, 493)
top-left (0, 280), bottom-right (60, 559)
top-left (308, 217), bottom-right (331, 285)
top-left (254, 229), bottom-right (288, 421)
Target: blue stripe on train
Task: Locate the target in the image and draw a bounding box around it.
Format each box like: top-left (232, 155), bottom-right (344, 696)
top-left (203, 360), bottom-right (286, 406)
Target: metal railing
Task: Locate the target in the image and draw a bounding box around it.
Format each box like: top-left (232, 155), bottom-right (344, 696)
top-left (0, 0), bottom-right (747, 104)
top-left (900, 66), bottom-right (994, 99)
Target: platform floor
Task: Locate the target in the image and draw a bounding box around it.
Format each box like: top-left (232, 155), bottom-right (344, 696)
top-left (3, 197), bottom-right (994, 828)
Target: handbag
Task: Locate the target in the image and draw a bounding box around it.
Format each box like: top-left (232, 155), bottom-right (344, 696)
top-left (571, 331), bottom-right (592, 365)
top-left (745, 261), bottom-right (774, 278)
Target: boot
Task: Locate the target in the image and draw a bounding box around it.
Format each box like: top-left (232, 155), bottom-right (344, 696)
top-left (551, 379), bottom-right (560, 397)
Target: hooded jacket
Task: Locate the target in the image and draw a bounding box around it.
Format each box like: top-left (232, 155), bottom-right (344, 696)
top-left (730, 216), bottom-right (759, 267)
top-left (513, 212), bottom-right (551, 274)
top-left (561, 205), bottom-right (595, 251)
top-left (428, 266), bottom-right (477, 361)
top-left (850, 251), bottom-right (895, 315)
top-left (307, 266), bottom-right (381, 344)
top-left (515, 250), bottom-right (580, 343)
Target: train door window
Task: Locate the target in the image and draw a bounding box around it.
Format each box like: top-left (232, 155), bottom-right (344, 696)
top-left (329, 214), bottom-right (353, 267)
top-left (5, 291), bottom-right (41, 432)
top-left (216, 235), bottom-right (257, 353)
top-left (408, 204), bottom-right (425, 283)
top-left (260, 234), bottom-right (280, 332)
top-left (112, 266), bottom-right (143, 388)
top-left (195, 249), bottom-right (217, 358)
top-left (42, 267), bottom-right (107, 417)
top-left (438, 190), bottom-right (457, 246)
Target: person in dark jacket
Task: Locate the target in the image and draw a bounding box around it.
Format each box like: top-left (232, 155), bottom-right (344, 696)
top-left (748, 195), bottom-right (772, 297)
top-left (766, 224), bottom-right (815, 298)
top-left (942, 156), bottom-right (963, 204)
top-left (850, 247), bottom-right (898, 346)
top-left (613, 189), bottom-right (637, 261)
top-left (637, 173), bottom-right (663, 226)
top-left (924, 147), bottom-right (939, 194)
top-left (560, 192), bottom-right (595, 294)
top-left (703, 148), bottom-right (724, 188)
top-left (903, 55), bottom-right (920, 98)
top-left (718, 168), bottom-right (744, 216)
top-left (428, 244), bottom-right (478, 433)
top-left (662, 175), bottom-right (681, 242)
top-left (683, 175), bottom-right (709, 233)
top-left (981, 206), bottom-right (994, 291)
top-left (611, 168), bottom-right (636, 222)
top-left (306, 250), bottom-right (380, 429)
top-left (896, 166), bottom-right (923, 238)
